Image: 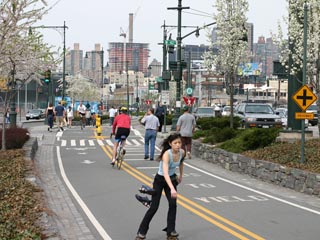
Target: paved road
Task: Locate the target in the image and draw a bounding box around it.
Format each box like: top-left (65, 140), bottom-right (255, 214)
top-left (26, 118), bottom-right (320, 240)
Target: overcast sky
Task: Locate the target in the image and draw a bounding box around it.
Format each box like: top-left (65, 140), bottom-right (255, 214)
top-left (37, 0), bottom-right (288, 62)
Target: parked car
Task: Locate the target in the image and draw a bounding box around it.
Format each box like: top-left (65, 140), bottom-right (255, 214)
top-left (275, 108), bottom-right (288, 128)
top-left (235, 103), bottom-right (282, 128)
top-left (26, 109), bottom-right (46, 120)
top-left (222, 105), bottom-right (231, 116)
top-left (194, 107), bottom-right (217, 120)
top-left (306, 104), bottom-right (318, 126)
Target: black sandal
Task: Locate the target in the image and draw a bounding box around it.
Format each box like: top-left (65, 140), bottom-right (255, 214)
top-left (139, 184), bottom-right (156, 195)
top-left (135, 194), bottom-right (151, 208)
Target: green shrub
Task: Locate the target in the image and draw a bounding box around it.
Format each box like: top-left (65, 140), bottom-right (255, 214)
top-left (196, 116), bottom-right (241, 130)
top-left (0, 127), bottom-right (30, 149)
top-left (192, 130), bottom-right (207, 139)
top-left (219, 128), bottom-right (280, 153)
top-left (200, 127), bottom-right (238, 144)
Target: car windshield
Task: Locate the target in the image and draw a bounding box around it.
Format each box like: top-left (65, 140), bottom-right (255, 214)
top-left (308, 105), bottom-right (317, 111)
top-left (197, 108), bottom-right (214, 114)
top-left (245, 105), bottom-right (273, 114)
top-left (29, 110), bottom-right (41, 113)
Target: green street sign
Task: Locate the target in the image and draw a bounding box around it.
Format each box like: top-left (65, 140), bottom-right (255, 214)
top-left (165, 40), bottom-right (176, 45)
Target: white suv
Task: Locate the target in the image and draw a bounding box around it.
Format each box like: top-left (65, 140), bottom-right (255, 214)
top-left (235, 103), bottom-right (283, 128)
top-left (306, 104), bottom-right (318, 126)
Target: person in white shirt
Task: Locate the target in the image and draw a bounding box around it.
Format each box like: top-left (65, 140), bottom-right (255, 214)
top-left (109, 106), bottom-right (117, 126)
top-left (67, 106), bottom-right (74, 128)
top-left (77, 101), bottom-right (87, 129)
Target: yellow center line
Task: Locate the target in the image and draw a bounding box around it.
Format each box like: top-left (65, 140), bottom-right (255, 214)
top-left (96, 132), bottom-right (265, 240)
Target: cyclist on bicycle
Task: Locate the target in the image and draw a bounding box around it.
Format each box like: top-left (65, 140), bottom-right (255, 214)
top-left (77, 101), bottom-right (86, 129)
top-left (110, 106), bottom-right (131, 165)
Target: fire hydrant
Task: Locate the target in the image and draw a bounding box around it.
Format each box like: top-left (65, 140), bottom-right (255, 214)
top-left (96, 116), bottom-right (102, 136)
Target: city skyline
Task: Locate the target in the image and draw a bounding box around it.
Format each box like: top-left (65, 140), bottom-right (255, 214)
top-left (37, 0), bottom-right (288, 63)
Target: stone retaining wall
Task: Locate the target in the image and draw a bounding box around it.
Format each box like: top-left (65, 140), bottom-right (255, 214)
top-left (192, 141), bottom-right (320, 198)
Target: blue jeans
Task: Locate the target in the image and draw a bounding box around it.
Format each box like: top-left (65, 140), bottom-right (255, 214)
top-left (144, 129), bottom-right (157, 159)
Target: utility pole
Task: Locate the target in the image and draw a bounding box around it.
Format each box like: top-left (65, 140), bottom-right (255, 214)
top-left (168, 0), bottom-right (189, 130)
top-left (30, 22), bottom-right (68, 101)
top-left (162, 21), bottom-right (168, 91)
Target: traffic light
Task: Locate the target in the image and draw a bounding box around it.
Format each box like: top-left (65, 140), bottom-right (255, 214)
top-left (43, 70), bottom-right (51, 84)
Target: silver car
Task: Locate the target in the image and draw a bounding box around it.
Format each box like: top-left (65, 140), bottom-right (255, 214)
top-left (26, 109), bottom-right (45, 120)
top-left (235, 103), bottom-right (282, 128)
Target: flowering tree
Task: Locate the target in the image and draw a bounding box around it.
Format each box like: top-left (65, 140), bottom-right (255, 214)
top-left (273, 0), bottom-right (320, 130)
top-left (64, 74), bottom-right (101, 102)
top-left (0, 0), bottom-right (56, 150)
top-left (204, 0), bottom-right (249, 127)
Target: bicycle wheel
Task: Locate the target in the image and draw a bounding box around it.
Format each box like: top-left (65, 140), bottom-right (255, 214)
top-left (117, 154), bottom-right (123, 170)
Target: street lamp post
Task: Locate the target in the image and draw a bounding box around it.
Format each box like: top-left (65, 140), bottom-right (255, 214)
top-left (30, 22), bottom-right (68, 100)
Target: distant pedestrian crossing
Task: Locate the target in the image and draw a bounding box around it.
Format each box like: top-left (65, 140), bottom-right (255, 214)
top-left (60, 138), bottom-right (145, 147)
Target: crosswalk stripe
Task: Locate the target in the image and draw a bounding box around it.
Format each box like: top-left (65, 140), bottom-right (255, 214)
top-left (97, 139), bottom-right (104, 146)
top-left (106, 139), bottom-right (114, 146)
top-left (80, 139), bottom-right (85, 146)
top-left (88, 140), bottom-right (95, 146)
top-left (60, 138), bottom-right (146, 148)
top-left (131, 139), bottom-right (141, 146)
top-left (61, 140), bottom-right (67, 147)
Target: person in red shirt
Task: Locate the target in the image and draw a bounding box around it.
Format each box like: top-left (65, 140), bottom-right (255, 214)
top-left (111, 106), bottom-right (131, 165)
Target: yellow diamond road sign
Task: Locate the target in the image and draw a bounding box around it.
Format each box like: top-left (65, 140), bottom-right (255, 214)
top-left (292, 85), bottom-right (317, 111)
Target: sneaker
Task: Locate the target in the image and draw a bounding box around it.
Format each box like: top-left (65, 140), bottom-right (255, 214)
top-left (150, 158), bottom-right (154, 161)
top-left (136, 233), bottom-right (146, 239)
top-left (187, 151), bottom-right (191, 159)
top-left (60, 127), bottom-right (64, 131)
top-left (47, 127), bottom-right (50, 131)
top-left (110, 159), bottom-right (116, 166)
top-left (168, 231), bottom-right (179, 237)
top-left (144, 156), bottom-right (149, 160)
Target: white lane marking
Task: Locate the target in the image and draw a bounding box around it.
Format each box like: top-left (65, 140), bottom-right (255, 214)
top-left (106, 140), bottom-right (113, 146)
top-left (80, 139), bottom-right (85, 146)
top-left (71, 140), bottom-right (76, 146)
top-left (82, 159), bottom-right (95, 164)
top-left (97, 140), bottom-right (104, 146)
top-left (131, 139), bottom-right (141, 145)
top-left (61, 140), bottom-right (67, 147)
top-left (56, 146), bottom-right (112, 239)
top-left (185, 162), bottom-right (320, 215)
top-left (88, 140), bottom-right (95, 146)
top-left (125, 140), bottom-right (132, 145)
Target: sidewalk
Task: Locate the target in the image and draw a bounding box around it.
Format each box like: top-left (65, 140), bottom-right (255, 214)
top-left (28, 125), bottom-right (97, 240)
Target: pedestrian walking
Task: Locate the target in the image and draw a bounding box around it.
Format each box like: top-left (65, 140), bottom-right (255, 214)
top-left (141, 108), bottom-right (160, 161)
top-left (135, 133), bottom-right (185, 240)
top-left (155, 102), bottom-right (165, 133)
top-left (109, 106), bottom-right (117, 126)
top-left (54, 101), bottom-right (65, 131)
top-left (67, 106), bottom-right (73, 128)
top-left (46, 103), bottom-right (54, 131)
top-left (176, 105), bottom-right (196, 159)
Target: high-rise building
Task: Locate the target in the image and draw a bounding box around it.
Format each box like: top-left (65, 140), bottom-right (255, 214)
top-left (83, 43), bottom-right (104, 86)
top-left (108, 42), bottom-right (149, 74)
top-left (65, 43), bottom-right (83, 76)
top-left (253, 36), bottom-right (280, 78)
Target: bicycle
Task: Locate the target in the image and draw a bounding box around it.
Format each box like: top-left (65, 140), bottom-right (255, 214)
top-left (110, 133), bottom-right (127, 170)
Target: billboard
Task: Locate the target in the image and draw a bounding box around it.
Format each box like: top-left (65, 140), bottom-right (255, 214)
top-left (237, 63), bottom-right (262, 76)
